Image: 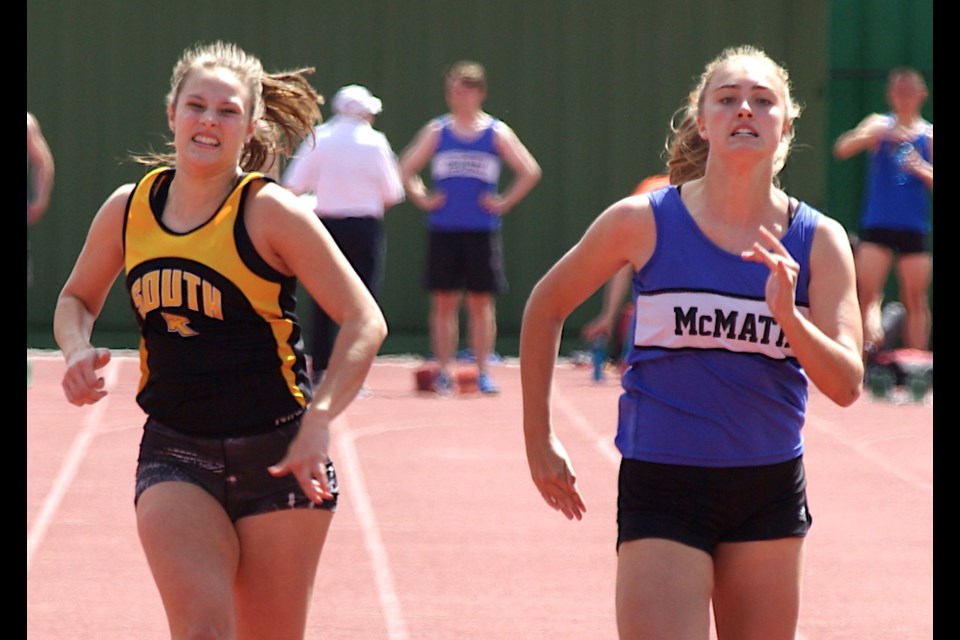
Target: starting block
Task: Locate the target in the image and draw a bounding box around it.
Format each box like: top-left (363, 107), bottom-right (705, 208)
top-left (414, 362), bottom-right (479, 394)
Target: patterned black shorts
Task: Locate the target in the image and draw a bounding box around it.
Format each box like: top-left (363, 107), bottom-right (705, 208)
top-left (135, 417), bottom-right (338, 521)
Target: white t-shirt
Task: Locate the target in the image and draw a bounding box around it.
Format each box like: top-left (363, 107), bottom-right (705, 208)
top-left (282, 115), bottom-right (405, 219)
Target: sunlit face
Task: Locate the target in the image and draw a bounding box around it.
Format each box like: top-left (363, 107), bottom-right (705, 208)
top-left (444, 76), bottom-right (486, 112)
top-left (887, 75), bottom-right (928, 115)
top-left (696, 58), bottom-right (790, 160)
top-left (167, 66), bottom-right (255, 169)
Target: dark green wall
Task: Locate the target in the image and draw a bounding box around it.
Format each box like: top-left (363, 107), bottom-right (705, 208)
top-left (28, 1), bottom-right (837, 353)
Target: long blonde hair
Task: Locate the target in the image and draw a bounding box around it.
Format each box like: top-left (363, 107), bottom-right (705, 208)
top-left (136, 41), bottom-right (322, 172)
top-left (666, 45), bottom-right (802, 186)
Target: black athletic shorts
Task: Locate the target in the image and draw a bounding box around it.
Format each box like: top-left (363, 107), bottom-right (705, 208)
top-left (424, 230), bottom-right (507, 294)
top-left (135, 417), bottom-right (338, 522)
top-left (617, 456), bottom-right (811, 555)
top-left (860, 227), bottom-right (929, 254)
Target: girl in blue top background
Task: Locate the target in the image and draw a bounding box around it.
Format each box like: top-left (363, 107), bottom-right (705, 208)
top-left (401, 61), bottom-right (542, 395)
top-left (834, 67), bottom-right (933, 355)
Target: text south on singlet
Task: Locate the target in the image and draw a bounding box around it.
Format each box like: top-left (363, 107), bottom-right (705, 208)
top-left (130, 268), bottom-right (223, 320)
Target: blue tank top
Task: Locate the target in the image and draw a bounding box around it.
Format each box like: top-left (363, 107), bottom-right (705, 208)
top-left (617, 186), bottom-right (818, 467)
top-left (862, 114), bottom-right (932, 234)
top-left (428, 116), bottom-right (502, 231)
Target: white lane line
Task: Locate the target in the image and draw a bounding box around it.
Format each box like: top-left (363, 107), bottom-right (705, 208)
top-left (27, 357), bottom-right (121, 575)
top-left (335, 415), bottom-right (409, 640)
top-left (804, 413), bottom-right (932, 495)
top-left (552, 391), bottom-right (620, 464)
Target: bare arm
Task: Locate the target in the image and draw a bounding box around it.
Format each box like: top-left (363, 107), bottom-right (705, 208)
top-left (833, 113), bottom-right (889, 160)
top-left (742, 217), bottom-right (864, 406)
top-left (581, 263), bottom-right (633, 341)
top-left (252, 183), bottom-right (387, 420)
top-left (27, 112), bottom-right (55, 225)
top-left (905, 127), bottom-right (933, 190)
top-left (483, 122), bottom-right (542, 215)
top-left (398, 121), bottom-right (445, 211)
top-left (54, 185), bottom-right (131, 405)
top-left (247, 183), bottom-right (387, 502)
top-left (521, 197), bottom-right (655, 520)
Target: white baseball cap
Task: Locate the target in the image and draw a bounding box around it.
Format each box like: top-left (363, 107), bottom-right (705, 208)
top-left (332, 84), bottom-right (383, 117)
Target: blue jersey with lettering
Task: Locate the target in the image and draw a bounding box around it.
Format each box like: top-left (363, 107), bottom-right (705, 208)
top-left (861, 114), bottom-right (932, 234)
top-left (617, 186), bottom-right (818, 467)
top-left (428, 116), bottom-right (502, 231)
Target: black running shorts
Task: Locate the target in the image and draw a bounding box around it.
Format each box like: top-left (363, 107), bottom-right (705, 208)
top-left (617, 456), bottom-right (811, 554)
top-left (135, 417), bottom-right (338, 522)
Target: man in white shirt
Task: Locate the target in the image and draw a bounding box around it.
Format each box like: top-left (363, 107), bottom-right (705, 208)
top-left (283, 85), bottom-right (405, 387)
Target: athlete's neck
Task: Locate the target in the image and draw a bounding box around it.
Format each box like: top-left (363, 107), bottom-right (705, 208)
top-left (163, 168), bottom-right (242, 231)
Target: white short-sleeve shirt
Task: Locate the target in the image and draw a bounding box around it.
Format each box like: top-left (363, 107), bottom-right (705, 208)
top-left (282, 115), bottom-right (405, 219)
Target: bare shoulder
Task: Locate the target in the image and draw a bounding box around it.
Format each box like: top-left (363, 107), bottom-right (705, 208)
top-left (246, 180), bottom-right (312, 223)
top-left (491, 118), bottom-right (523, 143)
top-left (811, 212), bottom-right (855, 261)
top-left (400, 118), bottom-right (443, 160)
top-left (99, 183), bottom-right (136, 219)
top-left (863, 112), bottom-right (891, 127)
top-left (592, 193), bottom-right (657, 244)
top-left (841, 112), bottom-right (888, 136)
top-left (491, 118), bottom-right (515, 134)
top-left (611, 192), bottom-right (658, 221)
top-left (82, 182), bottom-right (137, 251)
top-left (418, 117), bottom-right (444, 139)
top-left (108, 182), bottom-right (136, 201)
top-left (586, 194), bottom-right (658, 271)
top-left (243, 180), bottom-right (327, 273)
top-left (27, 111), bottom-right (45, 132)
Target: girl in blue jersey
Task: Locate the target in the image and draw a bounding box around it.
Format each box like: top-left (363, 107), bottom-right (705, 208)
top-left (400, 60), bottom-right (542, 395)
top-left (54, 42), bottom-right (387, 639)
top-left (833, 67), bottom-right (933, 354)
top-left (520, 46), bottom-right (863, 639)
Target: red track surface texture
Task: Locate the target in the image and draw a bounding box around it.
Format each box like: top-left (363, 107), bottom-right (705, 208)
top-left (27, 353), bottom-right (933, 639)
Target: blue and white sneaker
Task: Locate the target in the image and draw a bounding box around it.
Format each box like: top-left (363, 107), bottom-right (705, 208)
top-left (477, 371), bottom-right (499, 395)
top-left (433, 371), bottom-right (454, 396)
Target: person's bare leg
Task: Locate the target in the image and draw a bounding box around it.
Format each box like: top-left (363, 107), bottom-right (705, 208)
top-left (466, 292), bottom-right (496, 373)
top-left (712, 538), bottom-right (804, 640)
top-left (431, 291), bottom-right (461, 373)
top-left (616, 539), bottom-right (713, 639)
top-left (234, 509), bottom-right (334, 640)
top-left (137, 482), bottom-right (240, 639)
top-left (855, 242), bottom-right (894, 355)
top-left (896, 253), bottom-right (933, 350)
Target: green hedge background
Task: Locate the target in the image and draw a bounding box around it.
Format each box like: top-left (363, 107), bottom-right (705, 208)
top-left (27, 0), bottom-right (932, 355)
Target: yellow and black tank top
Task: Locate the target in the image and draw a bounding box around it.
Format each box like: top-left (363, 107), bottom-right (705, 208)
top-left (123, 167), bottom-right (311, 437)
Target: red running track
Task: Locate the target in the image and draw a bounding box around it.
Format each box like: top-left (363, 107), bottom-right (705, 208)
top-left (27, 352), bottom-right (932, 639)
